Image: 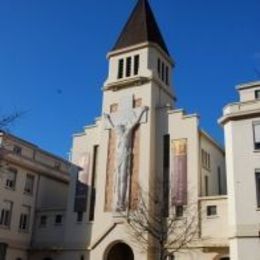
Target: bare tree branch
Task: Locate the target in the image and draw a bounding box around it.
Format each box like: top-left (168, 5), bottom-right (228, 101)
top-left (123, 185), bottom-right (199, 260)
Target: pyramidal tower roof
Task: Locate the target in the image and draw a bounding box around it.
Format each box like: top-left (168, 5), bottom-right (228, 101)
top-left (112, 0), bottom-right (170, 55)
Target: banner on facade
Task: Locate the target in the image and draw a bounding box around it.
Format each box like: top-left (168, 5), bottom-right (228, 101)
top-left (171, 139), bottom-right (188, 206)
top-left (74, 153), bottom-right (91, 212)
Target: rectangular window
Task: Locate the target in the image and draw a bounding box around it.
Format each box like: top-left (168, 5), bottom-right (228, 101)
top-left (77, 212), bottom-right (84, 223)
top-left (13, 145), bottom-right (22, 155)
top-left (55, 214), bottom-right (63, 225)
top-left (5, 168), bottom-right (17, 190)
top-left (165, 66), bottom-right (169, 85)
top-left (19, 206), bottom-right (30, 231)
top-left (253, 122), bottom-right (260, 150)
top-left (207, 205), bottom-right (217, 216)
top-left (162, 62), bottom-right (165, 82)
top-left (255, 171), bottom-right (260, 208)
top-left (205, 175), bottom-right (209, 196)
top-left (39, 215), bottom-right (47, 227)
top-left (202, 149), bottom-right (211, 170)
top-left (89, 145), bottom-right (99, 221)
top-left (117, 59), bottom-right (124, 79)
top-left (157, 58), bottom-right (161, 77)
top-left (175, 205), bottom-right (184, 217)
top-left (218, 166), bottom-right (222, 195)
top-left (163, 135), bottom-right (170, 217)
top-left (134, 55), bottom-right (140, 75)
top-left (0, 201), bottom-right (13, 227)
top-left (255, 90), bottom-right (260, 99)
top-left (126, 57), bottom-right (132, 77)
top-left (24, 174), bottom-right (34, 195)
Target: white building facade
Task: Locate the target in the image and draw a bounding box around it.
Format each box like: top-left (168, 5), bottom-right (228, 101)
top-left (219, 81), bottom-right (260, 260)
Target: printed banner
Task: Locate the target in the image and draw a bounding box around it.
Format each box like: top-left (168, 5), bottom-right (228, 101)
top-left (171, 139), bottom-right (188, 206)
top-left (74, 153), bottom-right (90, 212)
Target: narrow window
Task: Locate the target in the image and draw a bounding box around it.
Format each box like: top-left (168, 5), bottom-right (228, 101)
top-left (205, 175), bottom-right (209, 196)
top-left (19, 206), bottom-right (30, 231)
top-left (13, 145), bottom-right (22, 155)
top-left (218, 166), bottom-right (222, 195)
top-left (208, 153), bottom-right (211, 170)
top-left (0, 201), bottom-right (13, 227)
top-left (176, 205), bottom-right (184, 217)
top-left (117, 59), bottom-right (124, 79)
top-left (163, 135), bottom-right (170, 217)
top-left (253, 122), bottom-right (260, 150)
top-left (77, 212), bottom-right (84, 222)
top-left (89, 145), bottom-right (99, 221)
top-left (255, 171), bottom-right (260, 208)
top-left (24, 174), bottom-right (35, 195)
top-left (166, 66), bottom-right (169, 85)
top-left (5, 168), bottom-right (17, 190)
top-left (207, 205), bottom-right (217, 216)
top-left (255, 90), bottom-right (260, 99)
top-left (55, 214), bottom-right (63, 225)
top-left (134, 55), bottom-right (140, 75)
top-left (162, 62), bottom-right (165, 82)
top-left (39, 215), bottom-right (47, 227)
top-left (126, 57), bottom-right (132, 77)
top-left (157, 59), bottom-right (161, 77)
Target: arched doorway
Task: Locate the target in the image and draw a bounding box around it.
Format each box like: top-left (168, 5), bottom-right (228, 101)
top-left (106, 242), bottom-right (134, 260)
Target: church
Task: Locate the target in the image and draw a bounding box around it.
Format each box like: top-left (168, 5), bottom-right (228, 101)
top-left (1, 0), bottom-right (260, 260)
top-left (60, 0), bottom-right (229, 259)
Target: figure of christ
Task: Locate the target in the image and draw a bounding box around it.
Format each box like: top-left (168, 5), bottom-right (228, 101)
top-left (104, 106), bottom-right (148, 212)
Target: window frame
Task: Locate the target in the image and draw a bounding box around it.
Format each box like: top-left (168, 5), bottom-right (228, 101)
top-left (134, 55), bottom-right (140, 75)
top-left (55, 214), bottom-right (63, 225)
top-left (19, 206), bottom-right (31, 232)
top-left (39, 215), bottom-right (47, 228)
top-left (5, 168), bottom-right (17, 190)
top-left (0, 201), bottom-right (13, 228)
top-left (24, 174), bottom-right (35, 195)
top-left (207, 205), bottom-right (217, 217)
top-left (255, 90), bottom-right (260, 100)
top-left (117, 59), bottom-right (124, 79)
top-left (253, 121), bottom-right (260, 150)
top-left (255, 171), bottom-right (260, 208)
top-left (125, 57), bottom-right (132, 77)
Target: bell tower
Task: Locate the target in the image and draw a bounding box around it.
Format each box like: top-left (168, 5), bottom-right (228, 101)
top-left (103, 0), bottom-right (175, 112)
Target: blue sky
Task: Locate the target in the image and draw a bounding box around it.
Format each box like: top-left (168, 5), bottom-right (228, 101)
top-left (0, 0), bottom-right (260, 158)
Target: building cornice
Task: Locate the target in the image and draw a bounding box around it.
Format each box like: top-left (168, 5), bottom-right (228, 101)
top-left (103, 76), bottom-right (176, 101)
top-left (218, 108), bottom-right (260, 126)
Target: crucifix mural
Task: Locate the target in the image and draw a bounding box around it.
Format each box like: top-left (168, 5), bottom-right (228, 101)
top-left (104, 95), bottom-right (148, 212)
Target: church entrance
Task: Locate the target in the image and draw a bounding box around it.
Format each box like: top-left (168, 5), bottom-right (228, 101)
top-left (106, 242), bottom-right (134, 260)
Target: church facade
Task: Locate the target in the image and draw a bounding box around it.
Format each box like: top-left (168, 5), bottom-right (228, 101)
top-left (1, 1), bottom-right (260, 260)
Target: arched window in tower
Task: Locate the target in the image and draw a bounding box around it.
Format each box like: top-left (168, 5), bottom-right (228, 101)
top-left (126, 57), bottom-right (132, 77)
top-left (134, 55), bottom-right (140, 75)
top-left (117, 59), bottom-right (124, 79)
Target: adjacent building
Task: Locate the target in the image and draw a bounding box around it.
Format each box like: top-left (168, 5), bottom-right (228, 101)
top-left (0, 131), bottom-right (79, 260)
top-left (219, 81), bottom-right (260, 260)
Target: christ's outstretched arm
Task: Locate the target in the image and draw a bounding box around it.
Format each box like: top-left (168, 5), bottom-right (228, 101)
top-left (129, 106), bottom-right (148, 130)
top-left (104, 113), bottom-right (115, 128)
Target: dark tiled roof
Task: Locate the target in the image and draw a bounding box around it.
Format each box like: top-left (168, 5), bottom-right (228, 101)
top-left (112, 0), bottom-right (169, 55)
